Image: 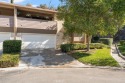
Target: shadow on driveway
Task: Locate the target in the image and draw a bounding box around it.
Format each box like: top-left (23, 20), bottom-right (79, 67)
top-left (20, 49), bottom-right (86, 68)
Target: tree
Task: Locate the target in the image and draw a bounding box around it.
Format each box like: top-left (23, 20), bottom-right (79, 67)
top-left (49, 6), bottom-right (55, 10)
top-left (26, 3), bottom-right (33, 7)
top-left (10, 0), bottom-right (14, 3)
top-left (58, 0), bottom-right (125, 51)
top-left (112, 0), bottom-right (125, 31)
top-left (37, 4), bottom-right (48, 9)
top-left (57, 6), bottom-right (81, 43)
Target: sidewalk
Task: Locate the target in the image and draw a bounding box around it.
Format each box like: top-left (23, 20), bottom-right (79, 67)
top-left (0, 49), bottom-right (2, 56)
top-left (111, 45), bottom-right (125, 67)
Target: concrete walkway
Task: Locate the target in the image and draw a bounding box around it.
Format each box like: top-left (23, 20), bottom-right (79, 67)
top-left (0, 50), bottom-right (2, 56)
top-left (111, 45), bottom-right (125, 67)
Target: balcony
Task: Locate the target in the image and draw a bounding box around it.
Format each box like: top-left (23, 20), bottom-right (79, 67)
top-left (0, 15), bottom-right (14, 32)
top-left (0, 15), bottom-right (57, 34)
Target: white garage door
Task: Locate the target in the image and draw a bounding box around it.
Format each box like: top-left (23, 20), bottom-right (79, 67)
top-left (22, 33), bottom-right (56, 49)
top-left (0, 33), bottom-right (11, 49)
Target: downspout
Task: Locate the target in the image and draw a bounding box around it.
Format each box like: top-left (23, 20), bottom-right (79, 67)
top-left (14, 6), bottom-right (17, 40)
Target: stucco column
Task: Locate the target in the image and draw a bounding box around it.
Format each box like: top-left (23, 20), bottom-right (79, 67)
top-left (53, 14), bottom-right (57, 21)
top-left (14, 7), bottom-right (17, 40)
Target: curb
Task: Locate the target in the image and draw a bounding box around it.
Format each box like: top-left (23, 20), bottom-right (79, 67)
top-left (0, 67), bottom-right (29, 72)
top-left (0, 65), bottom-right (125, 71)
top-left (115, 44), bottom-right (125, 60)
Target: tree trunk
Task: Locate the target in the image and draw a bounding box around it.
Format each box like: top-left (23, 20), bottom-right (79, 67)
top-left (84, 34), bottom-right (87, 44)
top-left (70, 33), bottom-right (74, 44)
top-left (87, 35), bottom-right (92, 51)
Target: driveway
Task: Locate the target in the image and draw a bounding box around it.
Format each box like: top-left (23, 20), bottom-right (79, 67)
top-left (0, 68), bottom-right (125, 83)
top-left (20, 49), bottom-right (88, 68)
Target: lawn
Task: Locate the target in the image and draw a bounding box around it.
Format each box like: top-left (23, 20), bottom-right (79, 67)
top-left (118, 45), bottom-right (125, 56)
top-left (70, 48), bottom-right (119, 67)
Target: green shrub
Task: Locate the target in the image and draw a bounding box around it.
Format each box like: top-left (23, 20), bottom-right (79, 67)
top-left (0, 54), bottom-right (19, 68)
top-left (61, 43), bottom-right (86, 52)
top-left (119, 40), bottom-right (125, 45)
top-left (60, 43), bottom-right (105, 52)
top-left (99, 38), bottom-right (113, 46)
top-left (90, 43), bottom-right (106, 49)
top-left (73, 44), bottom-right (86, 50)
top-left (60, 44), bottom-right (73, 52)
top-left (91, 36), bottom-right (100, 43)
top-left (3, 40), bottom-right (22, 53)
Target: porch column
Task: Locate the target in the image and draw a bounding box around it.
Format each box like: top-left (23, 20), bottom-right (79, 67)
top-left (53, 14), bottom-right (57, 21)
top-left (14, 7), bottom-right (17, 40)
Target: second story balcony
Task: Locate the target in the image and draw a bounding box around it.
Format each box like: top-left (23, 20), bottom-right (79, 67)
top-left (0, 15), bottom-right (57, 34)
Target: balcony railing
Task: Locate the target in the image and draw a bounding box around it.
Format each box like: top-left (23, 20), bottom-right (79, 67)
top-left (17, 17), bottom-right (57, 30)
top-left (0, 15), bottom-right (57, 31)
top-left (0, 15), bottom-right (14, 28)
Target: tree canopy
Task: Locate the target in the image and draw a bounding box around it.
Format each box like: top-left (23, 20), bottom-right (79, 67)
top-left (26, 3), bottom-right (33, 7)
top-left (10, 0), bottom-right (14, 3)
top-left (58, 0), bottom-right (125, 51)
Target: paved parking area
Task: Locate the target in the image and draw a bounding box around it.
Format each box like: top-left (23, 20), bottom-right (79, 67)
top-left (20, 49), bottom-right (89, 68)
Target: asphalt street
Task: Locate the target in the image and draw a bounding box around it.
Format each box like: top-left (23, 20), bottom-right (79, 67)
top-left (0, 68), bottom-right (125, 83)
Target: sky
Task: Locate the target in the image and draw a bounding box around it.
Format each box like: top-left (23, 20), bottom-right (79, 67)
top-left (0, 0), bottom-right (61, 8)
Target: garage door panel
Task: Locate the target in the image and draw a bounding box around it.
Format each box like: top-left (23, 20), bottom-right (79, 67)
top-left (22, 33), bottom-right (56, 49)
top-left (0, 33), bottom-right (11, 42)
top-left (22, 42), bottom-right (55, 49)
top-left (0, 33), bottom-right (11, 49)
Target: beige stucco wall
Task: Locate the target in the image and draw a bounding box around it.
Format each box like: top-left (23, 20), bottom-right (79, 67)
top-left (74, 37), bottom-right (83, 41)
top-left (0, 15), bottom-right (14, 28)
top-left (17, 17), bottom-right (57, 30)
top-left (74, 34), bottom-right (84, 43)
top-left (0, 8), bottom-right (14, 16)
top-left (56, 20), bottom-right (86, 48)
top-left (56, 21), bottom-right (65, 48)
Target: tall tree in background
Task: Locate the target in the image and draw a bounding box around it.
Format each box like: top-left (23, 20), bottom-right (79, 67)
top-left (37, 4), bottom-right (48, 9)
top-left (10, 0), bottom-right (14, 4)
top-left (26, 3), bottom-right (33, 7)
top-left (112, 0), bottom-right (125, 31)
top-left (58, 0), bottom-right (125, 51)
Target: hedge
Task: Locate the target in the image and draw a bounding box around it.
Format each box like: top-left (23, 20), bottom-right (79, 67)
top-left (119, 40), bottom-right (125, 45)
top-left (90, 43), bottom-right (106, 49)
top-left (3, 40), bottom-right (22, 53)
top-left (61, 43), bottom-right (105, 52)
top-left (0, 54), bottom-right (19, 68)
top-left (99, 38), bottom-right (113, 46)
top-left (91, 36), bottom-right (100, 43)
